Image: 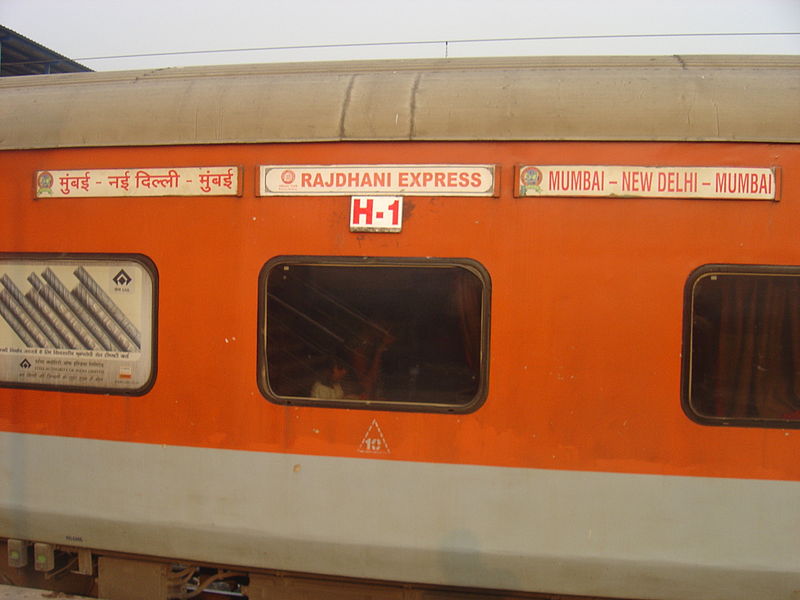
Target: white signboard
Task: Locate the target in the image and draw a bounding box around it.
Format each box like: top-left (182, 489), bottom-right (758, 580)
top-left (517, 165), bottom-right (777, 200)
top-left (35, 167), bottom-right (241, 198)
top-left (0, 255), bottom-right (156, 394)
top-left (350, 196), bottom-right (403, 232)
top-left (259, 164), bottom-right (497, 196)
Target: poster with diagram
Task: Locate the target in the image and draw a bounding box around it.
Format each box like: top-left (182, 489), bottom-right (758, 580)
top-left (0, 254), bottom-right (156, 395)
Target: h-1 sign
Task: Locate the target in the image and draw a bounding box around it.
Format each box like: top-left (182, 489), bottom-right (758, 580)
top-left (350, 196), bottom-right (403, 233)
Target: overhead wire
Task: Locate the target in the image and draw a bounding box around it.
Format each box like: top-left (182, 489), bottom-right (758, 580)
top-left (2, 31), bottom-right (798, 68)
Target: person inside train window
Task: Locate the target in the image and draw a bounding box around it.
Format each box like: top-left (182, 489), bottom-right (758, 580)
top-left (263, 259), bottom-right (487, 411)
top-left (686, 268), bottom-right (800, 424)
top-left (311, 355), bottom-right (349, 400)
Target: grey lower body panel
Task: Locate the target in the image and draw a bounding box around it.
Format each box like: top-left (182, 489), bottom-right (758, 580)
top-left (1, 432), bottom-right (799, 600)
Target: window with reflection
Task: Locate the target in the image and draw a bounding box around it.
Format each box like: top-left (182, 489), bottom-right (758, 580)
top-left (684, 265), bottom-right (800, 427)
top-left (258, 257), bottom-right (489, 413)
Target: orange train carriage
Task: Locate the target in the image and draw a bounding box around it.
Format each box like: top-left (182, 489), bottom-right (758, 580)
top-left (0, 56), bottom-right (799, 599)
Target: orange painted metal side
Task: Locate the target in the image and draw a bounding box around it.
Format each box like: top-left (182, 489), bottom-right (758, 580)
top-left (0, 140), bottom-right (798, 482)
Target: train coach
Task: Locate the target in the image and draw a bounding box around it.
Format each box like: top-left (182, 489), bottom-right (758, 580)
top-left (0, 55), bottom-right (799, 600)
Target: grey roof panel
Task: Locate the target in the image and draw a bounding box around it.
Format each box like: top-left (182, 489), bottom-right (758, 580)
top-left (1, 55), bottom-right (798, 149)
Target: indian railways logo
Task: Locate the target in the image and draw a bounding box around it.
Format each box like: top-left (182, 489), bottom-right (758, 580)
top-left (281, 169), bottom-right (296, 184)
top-left (519, 166), bottom-right (543, 195)
top-left (36, 171), bottom-right (54, 196)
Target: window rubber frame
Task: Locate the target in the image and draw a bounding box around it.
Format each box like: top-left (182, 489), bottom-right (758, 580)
top-left (681, 263), bottom-right (800, 429)
top-left (257, 255), bottom-right (491, 414)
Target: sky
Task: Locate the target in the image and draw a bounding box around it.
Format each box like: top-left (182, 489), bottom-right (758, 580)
top-left (1, 0), bottom-right (799, 71)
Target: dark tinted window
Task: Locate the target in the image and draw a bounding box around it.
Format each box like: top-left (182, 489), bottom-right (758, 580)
top-left (684, 265), bottom-right (800, 427)
top-left (259, 257), bottom-right (489, 412)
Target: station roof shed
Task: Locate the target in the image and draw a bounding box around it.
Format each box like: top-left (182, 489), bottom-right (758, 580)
top-left (0, 25), bottom-right (91, 76)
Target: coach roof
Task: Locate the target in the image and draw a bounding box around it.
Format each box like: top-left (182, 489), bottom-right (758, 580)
top-left (1, 55), bottom-right (798, 149)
